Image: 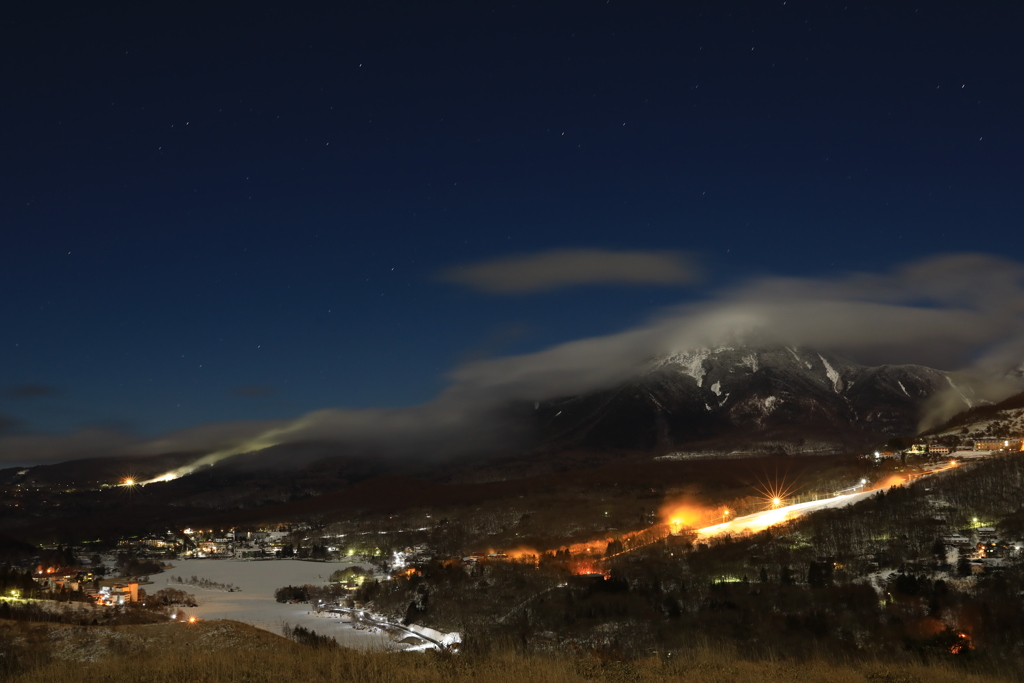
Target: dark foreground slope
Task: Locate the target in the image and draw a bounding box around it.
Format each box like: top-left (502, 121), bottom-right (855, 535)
top-left (1, 618), bottom-right (1013, 683)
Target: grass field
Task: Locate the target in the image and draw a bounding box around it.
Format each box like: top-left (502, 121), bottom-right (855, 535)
top-left (3, 617), bottom-right (1018, 683)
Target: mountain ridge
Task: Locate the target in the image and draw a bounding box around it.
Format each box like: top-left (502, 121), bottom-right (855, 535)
top-left (533, 345), bottom-right (999, 455)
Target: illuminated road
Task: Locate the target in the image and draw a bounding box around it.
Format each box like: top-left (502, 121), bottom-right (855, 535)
top-left (694, 461), bottom-right (958, 539)
top-left (694, 489), bottom-right (878, 538)
top-left (591, 461), bottom-right (961, 563)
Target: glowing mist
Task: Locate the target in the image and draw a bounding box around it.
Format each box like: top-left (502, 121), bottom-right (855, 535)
top-left (140, 415), bottom-right (321, 484)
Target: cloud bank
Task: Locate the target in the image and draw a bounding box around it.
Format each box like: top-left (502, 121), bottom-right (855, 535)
top-left (3, 253), bottom-right (1024, 468)
top-left (439, 248), bottom-right (701, 293)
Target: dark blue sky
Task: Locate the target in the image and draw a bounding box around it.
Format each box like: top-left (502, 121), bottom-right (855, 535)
top-left (2, 1), bottom-right (1022, 443)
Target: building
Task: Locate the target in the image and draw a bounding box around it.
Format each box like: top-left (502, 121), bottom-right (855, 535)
top-left (974, 440), bottom-right (1022, 452)
top-left (89, 581), bottom-right (139, 606)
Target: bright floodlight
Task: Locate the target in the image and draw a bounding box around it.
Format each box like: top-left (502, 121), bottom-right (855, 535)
top-left (772, 497), bottom-right (781, 507)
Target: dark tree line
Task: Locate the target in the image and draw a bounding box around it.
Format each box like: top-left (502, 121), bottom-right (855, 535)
top-left (0, 567), bottom-right (38, 597)
top-left (281, 624), bottom-right (338, 649)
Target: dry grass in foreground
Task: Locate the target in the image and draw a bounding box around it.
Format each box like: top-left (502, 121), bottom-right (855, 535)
top-left (3, 618), bottom-right (1018, 683)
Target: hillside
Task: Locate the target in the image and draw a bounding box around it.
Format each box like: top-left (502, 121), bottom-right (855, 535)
top-left (2, 617), bottom-right (1015, 683)
top-left (536, 345), bottom-right (996, 454)
top-left (923, 391), bottom-right (1024, 441)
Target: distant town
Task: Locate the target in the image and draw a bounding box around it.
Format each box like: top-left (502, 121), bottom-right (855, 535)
top-left (4, 433), bottom-right (1024, 660)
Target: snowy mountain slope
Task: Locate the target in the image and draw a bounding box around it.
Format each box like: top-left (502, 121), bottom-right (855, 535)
top-left (924, 390), bottom-right (1024, 443)
top-left (534, 345), bottom-right (985, 454)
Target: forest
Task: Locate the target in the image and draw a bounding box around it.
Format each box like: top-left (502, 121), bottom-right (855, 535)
top-left (359, 453), bottom-right (1024, 669)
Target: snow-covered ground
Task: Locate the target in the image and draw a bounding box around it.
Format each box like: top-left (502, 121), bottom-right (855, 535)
top-left (163, 558), bottom-right (391, 650)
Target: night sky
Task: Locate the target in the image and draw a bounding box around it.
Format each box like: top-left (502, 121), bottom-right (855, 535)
top-left (3, 2), bottom-right (1023, 464)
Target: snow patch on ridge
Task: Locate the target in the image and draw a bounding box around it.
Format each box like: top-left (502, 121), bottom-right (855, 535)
top-left (711, 381), bottom-right (722, 396)
top-left (898, 381), bottom-right (909, 397)
top-left (819, 354), bottom-right (843, 393)
top-left (645, 390), bottom-right (667, 411)
top-left (788, 347), bottom-right (812, 369)
top-left (740, 354), bottom-right (759, 373)
top-left (659, 348), bottom-right (711, 387)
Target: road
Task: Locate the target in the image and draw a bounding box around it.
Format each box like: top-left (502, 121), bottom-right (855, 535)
top-left (694, 461), bottom-right (958, 539)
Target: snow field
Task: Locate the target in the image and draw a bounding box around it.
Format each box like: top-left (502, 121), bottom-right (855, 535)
top-left (165, 558), bottom-right (391, 650)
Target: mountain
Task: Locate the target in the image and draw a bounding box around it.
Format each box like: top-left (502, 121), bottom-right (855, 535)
top-left (7, 345), bottom-right (1019, 543)
top-left (533, 345), bottom-right (990, 455)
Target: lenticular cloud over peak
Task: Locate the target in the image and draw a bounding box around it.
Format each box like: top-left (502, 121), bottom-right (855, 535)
top-left (3, 253), bottom-right (1024, 468)
top-left (449, 252), bottom-right (1024, 399)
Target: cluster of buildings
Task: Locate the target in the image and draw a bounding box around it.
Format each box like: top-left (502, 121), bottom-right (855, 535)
top-left (942, 527), bottom-right (1024, 575)
top-left (391, 544), bottom-right (434, 569)
top-left (33, 565), bottom-right (93, 593)
top-left (131, 527), bottom-right (299, 559)
top-left (31, 565), bottom-right (140, 606)
top-left (869, 439), bottom-right (1023, 462)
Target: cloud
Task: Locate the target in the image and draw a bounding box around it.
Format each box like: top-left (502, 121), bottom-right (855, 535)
top-left (4, 253), bottom-right (1024, 470)
top-left (133, 419), bottom-right (287, 456)
top-left (8, 384), bottom-right (61, 399)
top-left (0, 419), bottom-right (285, 468)
top-left (142, 253), bottom-right (1024, 473)
top-left (439, 248), bottom-right (700, 293)
top-left (444, 253), bottom-right (1024, 402)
